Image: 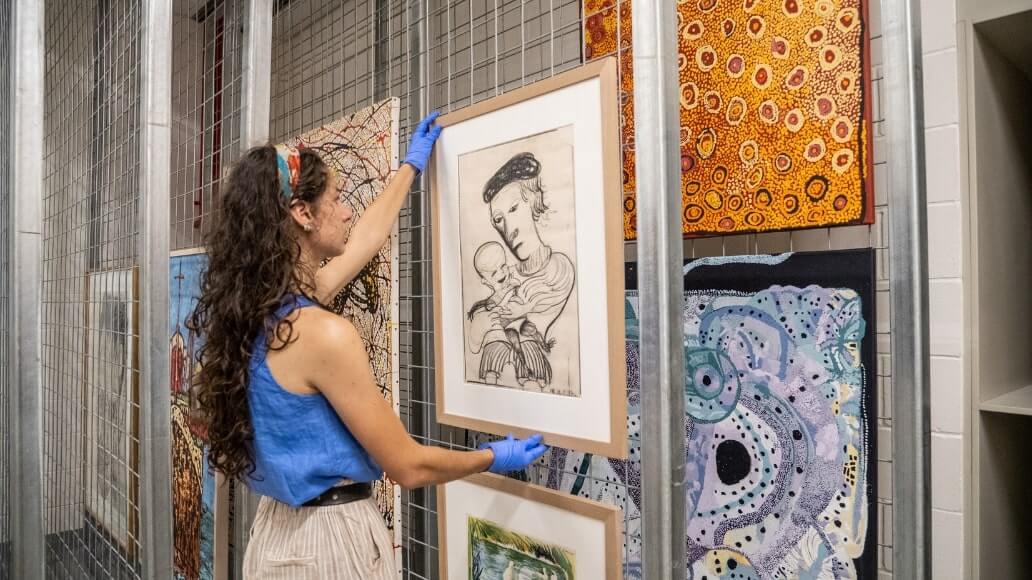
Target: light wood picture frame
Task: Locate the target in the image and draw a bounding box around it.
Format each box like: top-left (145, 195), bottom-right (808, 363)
top-left (438, 473), bottom-right (622, 579)
top-left (83, 266), bottom-right (140, 556)
top-left (429, 58), bottom-right (627, 458)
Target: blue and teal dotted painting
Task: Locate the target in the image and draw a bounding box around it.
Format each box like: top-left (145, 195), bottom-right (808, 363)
top-left (539, 250), bottom-right (876, 579)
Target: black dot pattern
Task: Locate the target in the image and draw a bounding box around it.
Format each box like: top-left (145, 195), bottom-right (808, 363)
top-left (534, 286), bottom-right (872, 578)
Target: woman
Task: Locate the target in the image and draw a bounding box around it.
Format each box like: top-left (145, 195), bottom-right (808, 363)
top-left (188, 113), bottom-right (547, 579)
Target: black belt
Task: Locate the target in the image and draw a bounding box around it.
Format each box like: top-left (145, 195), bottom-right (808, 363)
top-left (302, 482), bottom-right (372, 507)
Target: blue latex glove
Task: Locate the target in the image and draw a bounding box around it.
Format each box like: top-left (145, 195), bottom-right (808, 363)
top-left (480, 433), bottom-right (549, 474)
top-left (402, 112), bottom-right (443, 174)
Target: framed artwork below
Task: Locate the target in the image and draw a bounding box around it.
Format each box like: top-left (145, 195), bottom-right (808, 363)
top-left (83, 267), bottom-right (140, 556)
top-left (430, 58), bottom-right (627, 458)
top-left (438, 473), bottom-right (622, 579)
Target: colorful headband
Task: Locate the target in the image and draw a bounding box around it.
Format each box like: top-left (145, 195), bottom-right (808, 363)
top-left (275, 144), bottom-right (302, 199)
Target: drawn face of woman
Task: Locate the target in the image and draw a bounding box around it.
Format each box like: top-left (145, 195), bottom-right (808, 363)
top-left (489, 182), bottom-right (538, 261)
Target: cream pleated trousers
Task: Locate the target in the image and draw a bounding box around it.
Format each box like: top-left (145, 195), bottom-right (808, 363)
top-left (243, 495), bottom-right (397, 579)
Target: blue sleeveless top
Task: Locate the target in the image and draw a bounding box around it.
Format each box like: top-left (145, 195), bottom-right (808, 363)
top-left (244, 295), bottom-right (383, 507)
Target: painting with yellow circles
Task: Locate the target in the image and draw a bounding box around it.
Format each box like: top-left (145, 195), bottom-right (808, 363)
top-left (584, 0), bottom-right (875, 238)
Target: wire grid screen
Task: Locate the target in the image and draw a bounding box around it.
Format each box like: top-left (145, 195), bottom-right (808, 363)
top-left (426, 0), bottom-right (896, 574)
top-left (42, 0), bottom-right (144, 578)
top-left (266, 0), bottom-right (591, 577)
top-left (269, 0), bottom-right (413, 139)
top-left (0, 0), bottom-right (12, 572)
top-left (424, 1), bottom-right (619, 577)
top-left (263, 0), bottom-right (891, 577)
top-left (421, 0), bottom-right (621, 577)
top-left (172, 0), bottom-right (245, 252)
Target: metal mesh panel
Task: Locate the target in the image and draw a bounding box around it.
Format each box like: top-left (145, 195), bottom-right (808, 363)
top-left (267, 2), bottom-right (584, 578)
top-left (268, 0), bottom-right (426, 573)
top-left (427, 0), bottom-right (582, 109)
top-left (271, 0), bottom-right (391, 138)
top-left (42, 1), bottom-right (144, 578)
top-left (264, 0), bottom-right (891, 578)
top-left (172, 0), bottom-right (245, 251)
top-left (422, 2), bottom-right (610, 578)
top-left (0, 0), bottom-right (12, 574)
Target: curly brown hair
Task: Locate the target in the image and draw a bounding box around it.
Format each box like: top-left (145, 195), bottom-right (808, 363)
top-left (187, 145), bottom-right (329, 480)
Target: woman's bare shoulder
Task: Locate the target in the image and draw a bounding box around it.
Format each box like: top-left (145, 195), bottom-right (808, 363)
top-left (290, 306), bottom-right (363, 351)
top-left (265, 307), bottom-right (365, 394)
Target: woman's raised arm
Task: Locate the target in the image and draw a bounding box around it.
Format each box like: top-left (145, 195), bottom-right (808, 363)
top-left (314, 112), bottom-right (443, 303)
top-left (314, 163), bottom-right (417, 303)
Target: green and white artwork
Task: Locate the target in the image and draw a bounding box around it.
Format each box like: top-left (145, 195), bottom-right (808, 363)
top-left (468, 516), bottom-right (575, 580)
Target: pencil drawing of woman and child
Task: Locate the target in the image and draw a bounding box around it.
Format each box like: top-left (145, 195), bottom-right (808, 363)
top-left (464, 151), bottom-right (579, 396)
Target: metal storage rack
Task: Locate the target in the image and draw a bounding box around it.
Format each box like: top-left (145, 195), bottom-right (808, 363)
top-left (0, 0), bottom-right (931, 578)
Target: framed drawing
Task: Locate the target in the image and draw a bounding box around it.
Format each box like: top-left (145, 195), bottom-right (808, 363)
top-left (83, 267), bottom-right (140, 555)
top-left (278, 98), bottom-right (403, 571)
top-left (438, 473), bottom-right (622, 579)
top-left (170, 248), bottom-right (229, 580)
top-left (430, 59), bottom-right (627, 458)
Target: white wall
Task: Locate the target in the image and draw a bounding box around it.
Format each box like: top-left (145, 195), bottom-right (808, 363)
top-left (919, 0), bottom-right (968, 578)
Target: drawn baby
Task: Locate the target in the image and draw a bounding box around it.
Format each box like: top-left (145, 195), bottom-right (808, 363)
top-left (466, 241), bottom-right (524, 321)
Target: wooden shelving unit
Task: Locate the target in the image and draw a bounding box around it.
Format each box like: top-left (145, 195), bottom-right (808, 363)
top-left (965, 2), bottom-right (1032, 577)
top-left (980, 385), bottom-right (1032, 416)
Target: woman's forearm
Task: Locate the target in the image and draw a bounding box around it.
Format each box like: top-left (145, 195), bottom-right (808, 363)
top-left (399, 445), bottom-right (493, 489)
top-left (349, 163), bottom-right (417, 250)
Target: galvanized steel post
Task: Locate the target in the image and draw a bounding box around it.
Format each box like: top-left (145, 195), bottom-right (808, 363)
top-left (139, 0), bottom-right (174, 576)
top-left (407, 0), bottom-right (433, 575)
top-left (241, 0), bottom-right (273, 150)
top-left (631, 0), bottom-right (687, 578)
top-left (883, 0), bottom-right (931, 577)
top-left (10, 0), bottom-right (45, 578)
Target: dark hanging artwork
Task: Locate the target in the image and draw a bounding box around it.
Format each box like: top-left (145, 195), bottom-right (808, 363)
top-left (542, 250), bottom-right (877, 578)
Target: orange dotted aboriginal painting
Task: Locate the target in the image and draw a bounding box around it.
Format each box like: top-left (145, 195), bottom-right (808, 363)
top-left (585, 0), bottom-right (874, 239)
